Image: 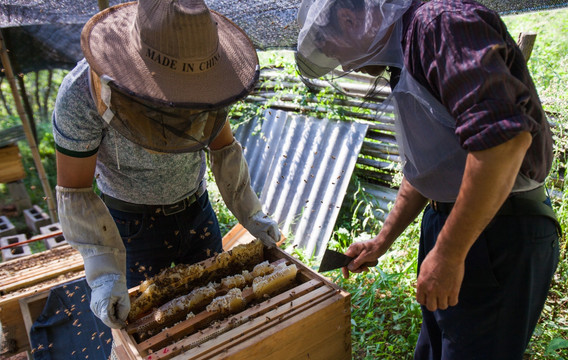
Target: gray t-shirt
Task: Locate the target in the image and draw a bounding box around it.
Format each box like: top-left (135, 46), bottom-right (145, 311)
top-left (53, 59), bottom-right (206, 205)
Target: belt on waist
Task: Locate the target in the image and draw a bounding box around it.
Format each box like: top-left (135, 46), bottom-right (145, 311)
top-left (429, 186), bottom-right (561, 235)
top-left (101, 183), bottom-right (206, 216)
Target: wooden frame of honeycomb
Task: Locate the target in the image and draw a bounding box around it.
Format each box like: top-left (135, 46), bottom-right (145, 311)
top-left (113, 241), bottom-right (351, 360)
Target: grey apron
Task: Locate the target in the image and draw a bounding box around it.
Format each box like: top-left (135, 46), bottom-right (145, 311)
top-left (390, 67), bottom-right (541, 202)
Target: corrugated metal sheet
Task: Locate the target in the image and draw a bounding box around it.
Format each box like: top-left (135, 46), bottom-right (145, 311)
top-left (234, 109), bottom-right (368, 259)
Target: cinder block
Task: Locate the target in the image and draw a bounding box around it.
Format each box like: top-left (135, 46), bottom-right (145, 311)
top-left (23, 205), bottom-right (50, 233)
top-left (39, 223), bottom-right (66, 249)
top-left (0, 215), bottom-right (17, 238)
top-left (1, 234), bottom-right (32, 262)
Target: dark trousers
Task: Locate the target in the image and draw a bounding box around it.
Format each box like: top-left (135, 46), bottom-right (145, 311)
top-left (108, 191), bottom-right (223, 288)
top-left (414, 204), bottom-right (559, 360)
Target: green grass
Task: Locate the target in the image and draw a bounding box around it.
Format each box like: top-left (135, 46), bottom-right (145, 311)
top-left (504, 10), bottom-right (568, 358)
top-left (326, 185), bottom-right (423, 359)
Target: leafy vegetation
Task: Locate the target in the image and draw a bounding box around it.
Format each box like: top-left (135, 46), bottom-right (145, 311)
top-left (0, 6), bottom-right (566, 360)
top-left (504, 10), bottom-right (568, 359)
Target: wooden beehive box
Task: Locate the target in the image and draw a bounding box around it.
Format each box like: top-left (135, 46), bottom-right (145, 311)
top-left (112, 243), bottom-right (351, 360)
top-left (0, 144), bottom-right (26, 184)
top-left (0, 245), bottom-right (85, 355)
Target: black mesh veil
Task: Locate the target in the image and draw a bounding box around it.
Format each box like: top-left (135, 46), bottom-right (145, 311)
top-left (93, 73), bottom-right (229, 153)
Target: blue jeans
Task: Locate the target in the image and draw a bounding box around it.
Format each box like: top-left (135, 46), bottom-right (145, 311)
top-left (414, 204), bottom-right (559, 360)
top-left (108, 191), bottom-right (223, 288)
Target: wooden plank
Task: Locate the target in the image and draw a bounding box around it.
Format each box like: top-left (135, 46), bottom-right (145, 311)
top-left (195, 288), bottom-right (338, 359)
top-left (158, 284), bottom-right (335, 360)
top-left (0, 245), bottom-right (80, 277)
top-left (0, 256), bottom-right (83, 285)
top-left (1, 293), bottom-right (29, 354)
top-left (221, 224), bottom-right (254, 251)
top-left (517, 32), bottom-right (537, 62)
top-left (120, 279), bottom-right (324, 360)
top-left (19, 291), bottom-right (50, 346)
top-left (218, 293), bottom-right (349, 360)
top-left (0, 144), bottom-right (25, 183)
top-left (137, 306), bottom-right (225, 354)
top-left (114, 344), bottom-right (133, 360)
top-left (0, 257), bottom-right (81, 285)
top-left (113, 328), bottom-right (144, 360)
top-left (173, 285), bottom-right (344, 360)
top-left (225, 292), bottom-right (350, 360)
top-left (0, 261), bottom-right (84, 293)
top-left (221, 224), bottom-right (286, 251)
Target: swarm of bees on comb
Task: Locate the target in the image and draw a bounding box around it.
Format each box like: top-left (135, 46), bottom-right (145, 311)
top-left (126, 240), bottom-right (298, 342)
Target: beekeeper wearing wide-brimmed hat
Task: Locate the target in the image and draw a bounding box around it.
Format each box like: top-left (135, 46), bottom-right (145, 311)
top-left (296, 0), bottom-right (559, 358)
top-left (54, 0), bottom-right (280, 329)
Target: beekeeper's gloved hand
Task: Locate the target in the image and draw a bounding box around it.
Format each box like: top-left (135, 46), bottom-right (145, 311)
top-left (246, 211), bottom-right (280, 247)
top-left (210, 139), bottom-right (280, 248)
top-left (57, 186), bottom-right (130, 329)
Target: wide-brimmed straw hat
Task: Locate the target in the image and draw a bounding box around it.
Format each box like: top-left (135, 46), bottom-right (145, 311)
top-left (81, 0), bottom-right (259, 109)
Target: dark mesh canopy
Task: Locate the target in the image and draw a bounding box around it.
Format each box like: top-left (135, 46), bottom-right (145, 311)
top-left (1, 0), bottom-right (567, 74)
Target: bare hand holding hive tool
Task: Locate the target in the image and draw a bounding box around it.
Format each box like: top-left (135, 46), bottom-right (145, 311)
top-left (318, 248), bottom-right (378, 272)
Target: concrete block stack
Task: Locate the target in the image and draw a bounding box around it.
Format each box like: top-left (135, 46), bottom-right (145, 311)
top-left (23, 205), bottom-right (51, 233)
top-left (0, 215), bottom-right (17, 238)
top-left (39, 223), bottom-right (66, 249)
top-left (0, 233), bottom-right (31, 262)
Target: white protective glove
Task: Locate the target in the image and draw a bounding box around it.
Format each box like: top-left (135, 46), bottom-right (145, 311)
top-left (56, 186), bottom-right (130, 329)
top-left (210, 139), bottom-right (280, 248)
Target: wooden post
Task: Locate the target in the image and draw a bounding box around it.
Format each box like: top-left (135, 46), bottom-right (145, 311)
top-left (0, 31), bottom-right (58, 222)
top-left (17, 75), bottom-right (38, 144)
top-left (517, 32), bottom-right (537, 63)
